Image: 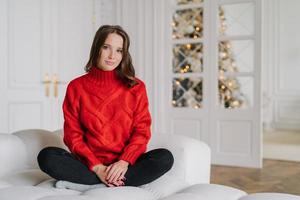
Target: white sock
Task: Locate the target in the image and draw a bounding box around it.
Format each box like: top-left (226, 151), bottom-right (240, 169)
top-left (55, 180), bottom-right (106, 192)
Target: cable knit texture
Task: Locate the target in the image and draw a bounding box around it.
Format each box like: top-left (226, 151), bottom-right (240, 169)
top-left (63, 66), bottom-right (152, 171)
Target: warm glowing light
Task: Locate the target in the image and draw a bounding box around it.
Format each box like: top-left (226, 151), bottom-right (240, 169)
top-left (232, 100), bottom-right (240, 107)
top-left (186, 44), bottom-right (192, 49)
top-left (221, 52), bottom-right (227, 58)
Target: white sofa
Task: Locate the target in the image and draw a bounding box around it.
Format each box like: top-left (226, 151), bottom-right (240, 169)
top-left (0, 129), bottom-right (299, 200)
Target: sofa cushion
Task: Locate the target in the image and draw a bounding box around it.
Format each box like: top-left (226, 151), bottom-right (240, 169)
top-left (81, 186), bottom-right (156, 200)
top-left (161, 184), bottom-right (247, 200)
top-left (238, 193), bottom-right (300, 200)
top-left (159, 193), bottom-right (202, 200)
top-left (141, 174), bottom-right (189, 199)
top-left (0, 169), bottom-right (51, 186)
top-left (15, 184), bottom-right (158, 200)
top-left (39, 196), bottom-right (99, 200)
top-left (36, 173), bottom-right (188, 199)
top-left (35, 184), bottom-right (157, 200)
top-left (0, 186), bottom-right (65, 200)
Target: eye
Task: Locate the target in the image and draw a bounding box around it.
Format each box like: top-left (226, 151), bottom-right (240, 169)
top-left (117, 49), bottom-right (123, 53)
top-left (102, 45), bottom-right (108, 49)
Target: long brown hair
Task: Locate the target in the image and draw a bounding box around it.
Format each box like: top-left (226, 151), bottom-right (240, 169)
top-left (85, 25), bottom-right (137, 88)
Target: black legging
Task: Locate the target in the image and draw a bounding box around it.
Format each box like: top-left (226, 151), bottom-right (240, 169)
top-left (37, 147), bottom-right (174, 186)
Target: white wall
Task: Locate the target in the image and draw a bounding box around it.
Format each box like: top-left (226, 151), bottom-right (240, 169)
top-left (263, 0), bottom-right (300, 131)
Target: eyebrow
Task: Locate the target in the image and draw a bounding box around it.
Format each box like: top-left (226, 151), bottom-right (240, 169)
top-left (103, 44), bottom-right (123, 49)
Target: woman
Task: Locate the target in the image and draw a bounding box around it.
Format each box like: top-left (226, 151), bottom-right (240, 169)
top-left (37, 25), bottom-right (174, 190)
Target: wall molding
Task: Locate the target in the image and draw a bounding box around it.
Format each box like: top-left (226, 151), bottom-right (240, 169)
top-left (263, 0), bottom-right (300, 131)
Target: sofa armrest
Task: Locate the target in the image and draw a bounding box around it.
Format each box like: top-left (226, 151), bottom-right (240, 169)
top-left (0, 134), bottom-right (27, 178)
top-left (148, 133), bottom-right (211, 185)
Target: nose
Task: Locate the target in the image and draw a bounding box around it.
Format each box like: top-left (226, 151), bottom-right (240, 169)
top-left (108, 50), bottom-right (115, 59)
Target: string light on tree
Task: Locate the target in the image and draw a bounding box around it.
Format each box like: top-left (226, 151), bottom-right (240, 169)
top-left (186, 44), bottom-right (192, 49)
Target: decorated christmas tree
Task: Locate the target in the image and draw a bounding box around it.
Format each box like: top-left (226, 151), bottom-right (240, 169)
top-left (172, 1), bottom-right (248, 109)
top-left (218, 7), bottom-right (247, 108)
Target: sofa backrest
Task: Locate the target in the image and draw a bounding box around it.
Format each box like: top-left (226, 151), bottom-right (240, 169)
top-left (12, 129), bottom-right (67, 169)
top-left (0, 134), bottom-right (27, 177)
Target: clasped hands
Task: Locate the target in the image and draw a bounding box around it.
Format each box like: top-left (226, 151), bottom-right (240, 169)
top-left (92, 160), bottom-right (129, 187)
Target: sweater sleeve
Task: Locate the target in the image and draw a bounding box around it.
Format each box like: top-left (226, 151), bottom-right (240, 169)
top-left (119, 82), bottom-right (152, 165)
top-left (63, 82), bottom-right (102, 171)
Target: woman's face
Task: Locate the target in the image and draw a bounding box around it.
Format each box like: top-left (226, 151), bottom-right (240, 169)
top-left (97, 33), bottom-right (123, 71)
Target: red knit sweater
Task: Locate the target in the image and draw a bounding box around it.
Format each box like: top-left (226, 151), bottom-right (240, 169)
top-left (63, 66), bottom-right (152, 171)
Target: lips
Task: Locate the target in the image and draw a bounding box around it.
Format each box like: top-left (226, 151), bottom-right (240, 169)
top-left (105, 60), bottom-right (114, 66)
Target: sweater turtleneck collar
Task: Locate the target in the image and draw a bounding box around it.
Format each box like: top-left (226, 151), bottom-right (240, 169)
top-left (87, 66), bottom-right (120, 86)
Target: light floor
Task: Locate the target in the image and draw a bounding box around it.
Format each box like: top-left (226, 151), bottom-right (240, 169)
top-left (263, 130), bottom-right (300, 162)
top-left (211, 159), bottom-right (300, 195)
top-left (211, 130), bottom-right (300, 195)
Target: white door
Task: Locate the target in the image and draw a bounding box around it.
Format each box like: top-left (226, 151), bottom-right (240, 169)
top-left (0, 0), bottom-right (52, 133)
top-left (0, 0), bottom-right (95, 133)
top-left (165, 0), bottom-right (262, 167)
top-left (210, 0), bottom-right (262, 168)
